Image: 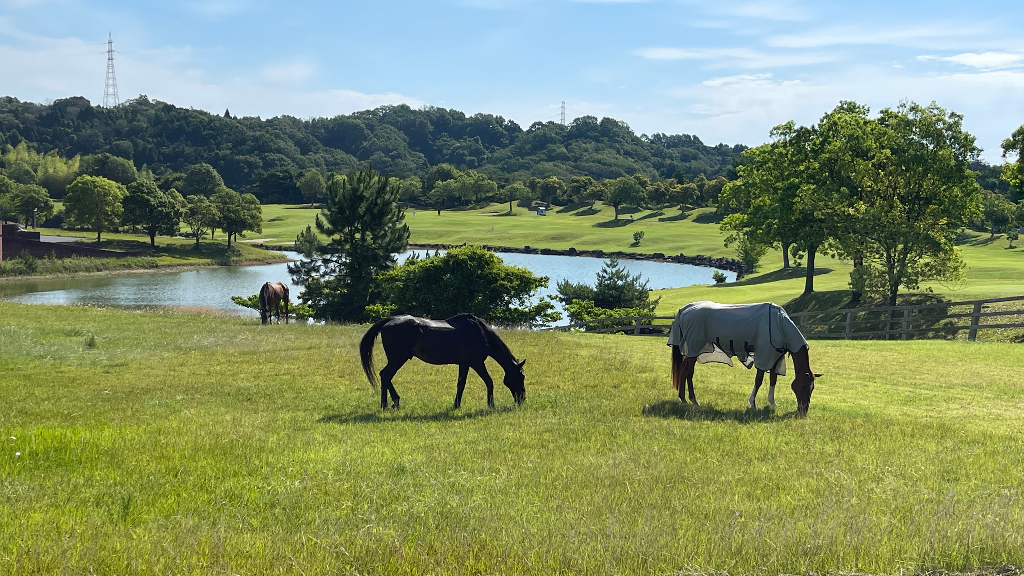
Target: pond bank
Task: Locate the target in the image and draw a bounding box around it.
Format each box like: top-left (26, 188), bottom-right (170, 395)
top-left (407, 243), bottom-right (748, 279)
top-left (0, 256), bottom-right (291, 283)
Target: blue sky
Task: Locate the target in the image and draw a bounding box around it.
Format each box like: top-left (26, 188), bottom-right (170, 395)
top-left (1, 0), bottom-right (1022, 161)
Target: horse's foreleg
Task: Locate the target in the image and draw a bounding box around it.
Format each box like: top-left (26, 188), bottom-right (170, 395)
top-left (472, 363), bottom-right (495, 408)
top-left (750, 369), bottom-right (766, 409)
top-left (453, 364), bottom-right (470, 409)
top-left (767, 371), bottom-right (778, 406)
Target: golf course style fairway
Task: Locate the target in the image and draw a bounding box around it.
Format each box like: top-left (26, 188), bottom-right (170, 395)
top-left (1, 302), bottom-right (1022, 574)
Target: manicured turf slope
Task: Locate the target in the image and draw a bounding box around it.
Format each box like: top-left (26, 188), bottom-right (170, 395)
top-left (2, 303), bottom-right (1022, 574)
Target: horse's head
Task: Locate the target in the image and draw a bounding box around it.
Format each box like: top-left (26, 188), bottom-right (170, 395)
top-left (791, 371), bottom-right (822, 416)
top-left (504, 359), bottom-right (526, 405)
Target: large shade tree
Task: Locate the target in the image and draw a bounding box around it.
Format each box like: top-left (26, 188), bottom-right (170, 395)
top-left (64, 175), bottom-right (126, 242)
top-left (122, 179), bottom-right (183, 245)
top-left (210, 187), bottom-right (262, 248)
top-left (182, 194), bottom-right (220, 247)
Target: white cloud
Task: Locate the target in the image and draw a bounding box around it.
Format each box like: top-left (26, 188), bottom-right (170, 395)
top-left (726, 0), bottom-right (810, 22)
top-left (767, 23), bottom-right (991, 50)
top-left (658, 66), bottom-right (1024, 162)
top-left (634, 47), bottom-right (839, 68)
top-left (919, 52), bottom-right (1024, 71)
top-left (261, 61), bottom-right (316, 84)
top-left (0, 32), bottom-right (423, 119)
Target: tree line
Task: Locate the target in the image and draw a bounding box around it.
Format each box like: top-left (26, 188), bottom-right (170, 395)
top-left (0, 95), bottom-right (743, 204)
top-left (719, 101), bottom-right (1024, 307)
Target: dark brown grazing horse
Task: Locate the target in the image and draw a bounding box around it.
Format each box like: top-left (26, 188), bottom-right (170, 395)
top-left (360, 313), bottom-right (526, 410)
top-left (259, 282), bottom-right (289, 325)
top-left (668, 301), bottom-right (823, 415)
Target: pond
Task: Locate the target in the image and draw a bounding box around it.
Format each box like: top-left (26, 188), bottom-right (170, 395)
top-left (1, 250), bottom-right (735, 323)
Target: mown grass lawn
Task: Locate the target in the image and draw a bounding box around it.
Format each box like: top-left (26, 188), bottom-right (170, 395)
top-left (2, 302), bottom-right (1022, 574)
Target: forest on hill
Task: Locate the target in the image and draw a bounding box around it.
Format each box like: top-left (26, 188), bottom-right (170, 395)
top-left (0, 95), bottom-right (745, 203)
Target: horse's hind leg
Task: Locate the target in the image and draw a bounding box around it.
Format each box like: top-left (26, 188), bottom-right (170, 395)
top-left (749, 369), bottom-right (766, 409)
top-left (453, 364), bottom-right (470, 409)
top-left (379, 358), bottom-right (408, 410)
top-left (767, 371), bottom-right (778, 406)
top-left (682, 357), bottom-right (699, 405)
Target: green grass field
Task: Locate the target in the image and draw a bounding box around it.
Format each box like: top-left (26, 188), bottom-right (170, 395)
top-left (1, 302), bottom-right (1022, 574)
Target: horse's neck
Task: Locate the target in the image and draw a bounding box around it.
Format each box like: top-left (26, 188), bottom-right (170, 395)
top-left (486, 335), bottom-right (518, 372)
top-left (790, 345), bottom-right (811, 373)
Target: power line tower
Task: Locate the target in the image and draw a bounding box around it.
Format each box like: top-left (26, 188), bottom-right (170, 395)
top-left (103, 33), bottom-right (119, 108)
top-left (560, 101), bottom-right (566, 126)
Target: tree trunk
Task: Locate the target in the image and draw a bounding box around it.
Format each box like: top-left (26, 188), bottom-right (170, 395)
top-left (150, 231), bottom-right (157, 246)
top-left (614, 205), bottom-right (619, 220)
top-left (195, 233), bottom-right (200, 248)
top-left (509, 201), bottom-right (513, 213)
top-left (782, 242), bottom-right (791, 269)
top-left (227, 233), bottom-right (232, 249)
top-left (803, 246), bottom-right (816, 295)
top-left (850, 254), bottom-right (864, 306)
top-left (97, 230), bottom-right (101, 243)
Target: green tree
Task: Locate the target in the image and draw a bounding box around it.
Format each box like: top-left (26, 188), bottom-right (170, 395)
top-left (499, 182), bottom-right (529, 213)
top-left (183, 194), bottom-right (220, 247)
top-left (79, 153), bottom-right (138, 186)
top-left (298, 169), bottom-right (326, 206)
top-left (64, 175), bottom-right (126, 242)
top-left (371, 245), bottom-right (559, 327)
top-left (555, 257), bottom-right (659, 313)
top-left (12, 184), bottom-right (54, 227)
top-left (568, 175), bottom-right (600, 206)
top-left (288, 166), bottom-right (410, 321)
top-left (529, 176), bottom-right (567, 206)
top-left (1001, 124), bottom-right (1024, 193)
top-left (605, 176), bottom-right (645, 220)
top-left (981, 190), bottom-right (1015, 237)
top-left (180, 163), bottom-right (225, 197)
top-left (122, 179), bottom-right (183, 246)
top-left (5, 161), bottom-right (36, 185)
top-left (859, 102), bottom-right (981, 306)
top-left (211, 187), bottom-right (262, 248)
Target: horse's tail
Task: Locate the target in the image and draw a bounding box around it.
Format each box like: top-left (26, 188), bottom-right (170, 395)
top-left (670, 345), bottom-right (683, 391)
top-left (360, 318), bottom-right (389, 389)
top-left (283, 285), bottom-right (290, 324)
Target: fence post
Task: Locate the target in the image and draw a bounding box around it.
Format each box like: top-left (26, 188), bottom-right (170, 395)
top-left (968, 302), bottom-right (983, 341)
top-left (901, 306), bottom-right (911, 340)
top-left (598, 318), bottom-right (606, 333)
top-left (845, 309), bottom-right (853, 340)
top-left (634, 317), bottom-right (642, 335)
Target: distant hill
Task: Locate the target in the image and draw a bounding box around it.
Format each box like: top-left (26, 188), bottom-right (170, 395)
top-left (0, 95), bottom-right (746, 203)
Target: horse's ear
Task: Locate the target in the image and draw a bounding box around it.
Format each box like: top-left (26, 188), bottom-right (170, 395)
top-left (518, 359), bottom-right (526, 368)
top-left (813, 373), bottom-right (823, 378)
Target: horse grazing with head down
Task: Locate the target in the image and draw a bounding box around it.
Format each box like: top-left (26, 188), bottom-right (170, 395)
top-left (259, 282), bottom-right (290, 325)
top-left (668, 301), bottom-right (823, 415)
top-left (360, 313), bottom-right (526, 410)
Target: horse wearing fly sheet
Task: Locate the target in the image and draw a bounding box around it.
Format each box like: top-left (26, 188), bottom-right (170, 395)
top-left (667, 301), bottom-right (823, 415)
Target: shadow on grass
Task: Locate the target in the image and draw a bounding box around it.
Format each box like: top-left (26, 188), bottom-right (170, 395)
top-left (594, 218), bottom-right (633, 228)
top-left (492, 210), bottom-right (519, 217)
top-left (657, 210), bottom-right (691, 222)
top-left (692, 211), bottom-right (725, 224)
top-left (318, 405), bottom-right (516, 425)
top-left (637, 210), bottom-right (664, 221)
top-left (572, 207), bottom-right (601, 217)
top-left (724, 266), bottom-right (833, 287)
top-left (641, 399), bottom-right (796, 423)
top-left (556, 201), bottom-right (591, 214)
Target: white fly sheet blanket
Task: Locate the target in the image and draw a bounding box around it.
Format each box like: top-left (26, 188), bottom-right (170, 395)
top-left (666, 301), bottom-right (808, 375)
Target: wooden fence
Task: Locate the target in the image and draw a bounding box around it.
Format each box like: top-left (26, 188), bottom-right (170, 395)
top-left (560, 295), bottom-right (1024, 341)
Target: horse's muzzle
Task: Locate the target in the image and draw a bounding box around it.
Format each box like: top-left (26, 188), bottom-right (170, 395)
top-left (797, 403), bottom-right (809, 417)
top-left (514, 392), bottom-right (526, 405)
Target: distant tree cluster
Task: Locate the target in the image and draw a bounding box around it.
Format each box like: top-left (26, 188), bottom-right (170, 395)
top-left (0, 96), bottom-right (743, 204)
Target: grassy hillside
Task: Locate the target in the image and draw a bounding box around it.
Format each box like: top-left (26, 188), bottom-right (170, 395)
top-left (1, 303), bottom-right (1022, 574)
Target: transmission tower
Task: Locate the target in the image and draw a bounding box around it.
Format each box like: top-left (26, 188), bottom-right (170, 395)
top-left (560, 101), bottom-right (566, 126)
top-left (103, 33), bottom-right (119, 108)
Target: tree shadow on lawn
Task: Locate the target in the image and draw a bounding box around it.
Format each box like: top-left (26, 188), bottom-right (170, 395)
top-left (692, 211), bottom-right (725, 224)
top-left (657, 210), bottom-right (691, 222)
top-left (318, 405), bottom-right (515, 425)
top-left (593, 218), bottom-right (633, 228)
top-left (572, 207), bottom-right (601, 217)
top-left (724, 266), bottom-right (833, 287)
top-left (642, 399), bottom-right (797, 423)
top-left (637, 210), bottom-right (664, 221)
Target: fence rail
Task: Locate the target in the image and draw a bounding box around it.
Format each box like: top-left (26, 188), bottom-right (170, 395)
top-left (559, 295), bottom-right (1024, 341)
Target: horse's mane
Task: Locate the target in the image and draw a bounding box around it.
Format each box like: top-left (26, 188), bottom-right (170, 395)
top-left (472, 315), bottom-right (517, 363)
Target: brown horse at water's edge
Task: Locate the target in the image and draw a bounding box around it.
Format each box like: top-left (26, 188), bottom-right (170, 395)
top-left (259, 282), bottom-right (289, 325)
